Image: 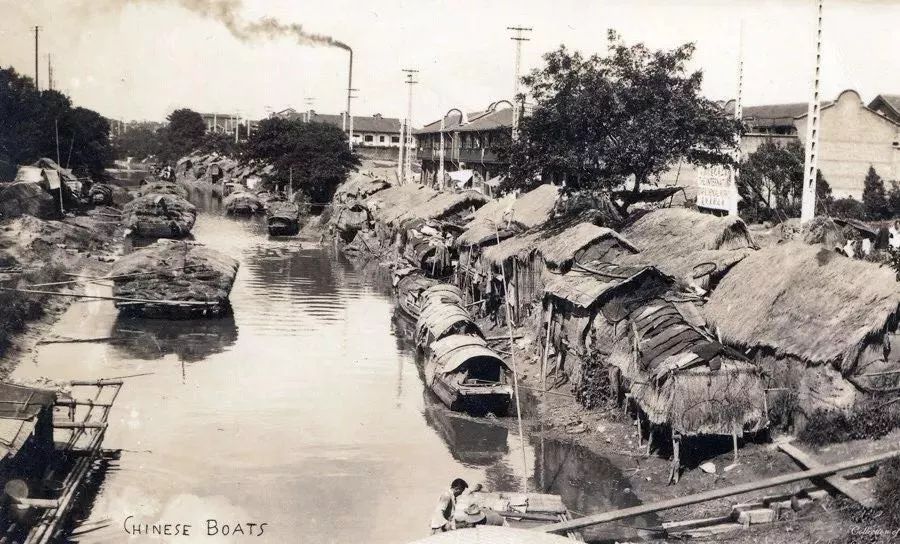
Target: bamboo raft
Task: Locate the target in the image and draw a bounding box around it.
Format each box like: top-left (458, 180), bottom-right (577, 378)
top-left (0, 379), bottom-right (123, 544)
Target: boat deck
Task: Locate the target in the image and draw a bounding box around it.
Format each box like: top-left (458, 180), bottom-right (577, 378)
top-left (457, 491), bottom-right (584, 541)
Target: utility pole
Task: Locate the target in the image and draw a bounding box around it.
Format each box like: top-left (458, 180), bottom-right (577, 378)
top-left (304, 97), bottom-right (314, 123)
top-left (729, 21), bottom-right (745, 218)
top-left (47, 54), bottom-right (53, 91)
top-left (402, 69), bottom-right (419, 184)
top-left (508, 26), bottom-right (532, 140)
top-left (801, 0), bottom-right (824, 224)
top-left (33, 26), bottom-right (41, 90)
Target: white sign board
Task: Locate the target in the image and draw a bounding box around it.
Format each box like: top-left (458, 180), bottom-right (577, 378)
top-left (696, 164), bottom-right (737, 215)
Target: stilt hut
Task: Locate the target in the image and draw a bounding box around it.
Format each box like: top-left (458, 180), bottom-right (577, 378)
top-left (702, 241), bottom-right (900, 428)
top-left (542, 262), bottom-right (767, 483)
top-left (617, 208), bottom-right (759, 292)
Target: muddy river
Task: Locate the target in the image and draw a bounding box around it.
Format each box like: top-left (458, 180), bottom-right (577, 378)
top-left (13, 189), bottom-right (649, 543)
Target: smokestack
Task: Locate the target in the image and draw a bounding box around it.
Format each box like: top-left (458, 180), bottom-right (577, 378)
top-left (347, 48), bottom-right (353, 150)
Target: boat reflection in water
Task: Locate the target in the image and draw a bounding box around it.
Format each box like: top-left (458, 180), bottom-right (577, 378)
top-left (422, 393), bottom-right (509, 468)
top-left (110, 315), bottom-right (239, 363)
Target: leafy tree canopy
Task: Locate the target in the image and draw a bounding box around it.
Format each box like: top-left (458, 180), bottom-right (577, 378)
top-left (162, 108), bottom-right (207, 162)
top-left (737, 140), bottom-right (831, 223)
top-left (243, 118), bottom-right (359, 204)
top-left (498, 31), bottom-right (741, 200)
top-left (0, 66), bottom-right (111, 179)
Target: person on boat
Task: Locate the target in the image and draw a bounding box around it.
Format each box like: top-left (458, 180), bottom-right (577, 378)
top-left (454, 504), bottom-right (506, 529)
top-left (429, 479), bottom-right (482, 533)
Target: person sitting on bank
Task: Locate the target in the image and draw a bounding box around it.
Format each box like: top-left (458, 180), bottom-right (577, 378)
top-left (454, 504), bottom-right (506, 529)
top-left (429, 478), bottom-right (482, 534)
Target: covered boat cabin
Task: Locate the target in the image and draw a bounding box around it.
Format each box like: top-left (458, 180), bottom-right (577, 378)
top-left (424, 334), bottom-right (512, 415)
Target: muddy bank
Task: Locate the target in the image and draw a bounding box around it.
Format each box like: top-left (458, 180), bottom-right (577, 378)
top-left (0, 207), bottom-right (125, 376)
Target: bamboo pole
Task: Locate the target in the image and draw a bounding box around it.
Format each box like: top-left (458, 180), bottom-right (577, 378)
top-left (537, 445), bottom-right (900, 534)
top-left (0, 287), bottom-right (219, 306)
top-left (542, 305), bottom-right (554, 393)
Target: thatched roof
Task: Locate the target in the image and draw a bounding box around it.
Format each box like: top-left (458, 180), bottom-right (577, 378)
top-left (618, 208), bottom-right (759, 286)
top-left (544, 262), bottom-right (670, 309)
top-left (456, 184), bottom-right (560, 247)
top-left (538, 223), bottom-right (639, 269)
top-left (702, 241), bottom-right (900, 369)
top-left (607, 298), bottom-right (767, 436)
top-left (412, 190), bottom-right (490, 223)
top-left (335, 172), bottom-right (391, 200)
top-left (367, 184), bottom-right (438, 226)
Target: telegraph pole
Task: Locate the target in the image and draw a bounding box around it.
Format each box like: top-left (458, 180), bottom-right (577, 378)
top-left (801, 0), bottom-right (824, 224)
top-left (729, 21), bottom-right (745, 218)
top-left (402, 69), bottom-right (419, 184)
top-left (508, 26), bottom-right (532, 139)
top-left (47, 54), bottom-right (53, 91)
top-left (304, 97), bottom-right (314, 123)
top-left (33, 26), bottom-right (41, 90)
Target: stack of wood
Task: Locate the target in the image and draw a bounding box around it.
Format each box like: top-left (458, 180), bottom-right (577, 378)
top-left (109, 240), bottom-right (239, 318)
top-left (122, 193), bottom-right (197, 238)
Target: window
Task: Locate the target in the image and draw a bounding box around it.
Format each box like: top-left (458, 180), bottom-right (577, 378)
top-left (364, 134), bottom-right (374, 143)
top-left (392, 136), bottom-right (400, 143)
top-left (379, 135), bottom-right (386, 143)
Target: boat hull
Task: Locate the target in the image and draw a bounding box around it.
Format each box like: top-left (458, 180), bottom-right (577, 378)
top-left (267, 220), bottom-right (300, 236)
top-left (431, 376), bottom-right (512, 416)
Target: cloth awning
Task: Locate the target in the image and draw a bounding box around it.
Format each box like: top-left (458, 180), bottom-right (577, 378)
top-left (430, 334), bottom-right (508, 375)
top-left (448, 170), bottom-right (474, 185)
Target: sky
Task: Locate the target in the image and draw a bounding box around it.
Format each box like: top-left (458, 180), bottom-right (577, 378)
top-left (1, 0), bottom-right (899, 126)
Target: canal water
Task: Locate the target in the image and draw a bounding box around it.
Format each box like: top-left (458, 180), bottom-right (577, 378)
top-left (12, 188), bottom-right (650, 543)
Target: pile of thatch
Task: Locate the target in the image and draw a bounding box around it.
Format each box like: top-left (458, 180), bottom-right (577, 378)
top-left (110, 240), bottom-right (239, 318)
top-left (0, 182), bottom-right (56, 219)
top-left (123, 193), bottom-right (196, 238)
top-left (224, 191), bottom-right (264, 215)
top-left (617, 208), bottom-right (759, 289)
top-left (703, 241), bottom-right (900, 373)
top-left (138, 181), bottom-right (189, 199)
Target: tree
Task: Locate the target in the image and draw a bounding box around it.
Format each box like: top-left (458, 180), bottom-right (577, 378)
top-left (499, 32), bottom-right (741, 204)
top-left (889, 180), bottom-right (900, 218)
top-left (162, 108), bottom-right (206, 162)
top-left (243, 118), bottom-right (359, 205)
top-left (862, 166), bottom-right (890, 220)
top-left (0, 66), bottom-right (111, 180)
top-left (737, 140), bottom-right (831, 223)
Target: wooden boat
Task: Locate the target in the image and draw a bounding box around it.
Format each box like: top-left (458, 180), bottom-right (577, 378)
top-left (223, 191), bottom-right (264, 215)
top-left (394, 269), bottom-right (439, 320)
top-left (415, 288), bottom-right (480, 348)
top-left (455, 491), bottom-right (584, 540)
top-left (267, 201), bottom-right (302, 236)
top-left (424, 334), bottom-right (512, 416)
top-left (122, 193), bottom-right (197, 238)
top-left (0, 379), bottom-right (123, 544)
top-left (110, 240), bottom-right (239, 319)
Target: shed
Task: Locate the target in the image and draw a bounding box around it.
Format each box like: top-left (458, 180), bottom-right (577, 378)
top-left (0, 383), bottom-right (57, 479)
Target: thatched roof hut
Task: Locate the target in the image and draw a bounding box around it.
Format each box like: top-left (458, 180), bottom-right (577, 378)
top-left (617, 208), bottom-right (759, 289)
top-left (334, 172), bottom-right (391, 202)
top-left (409, 190), bottom-right (489, 224)
top-left (455, 184), bottom-right (560, 247)
top-left (367, 184), bottom-right (439, 226)
top-left (702, 242), bottom-right (900, 374)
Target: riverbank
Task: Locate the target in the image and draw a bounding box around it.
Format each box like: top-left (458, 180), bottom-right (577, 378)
top-left (0, 207), bottom-right (125, 377)
top-left (326, 172), bottom-right (900, 543)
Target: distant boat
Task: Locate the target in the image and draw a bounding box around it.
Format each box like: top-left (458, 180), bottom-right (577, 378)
top-left (223, 191), bottom-right (264, 215)
top-left (266, 201), bottom-right (302, 236)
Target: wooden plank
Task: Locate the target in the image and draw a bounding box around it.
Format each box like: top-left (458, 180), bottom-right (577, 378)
top-left (777, 442), bottom-right (877, 508)
top-left (535, 447), bottom-right (900, 534)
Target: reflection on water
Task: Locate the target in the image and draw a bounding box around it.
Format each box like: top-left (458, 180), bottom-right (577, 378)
top-left (111, 315), bottom-right (238, 363)
top-left (11, 184), bottom-right (640, 544)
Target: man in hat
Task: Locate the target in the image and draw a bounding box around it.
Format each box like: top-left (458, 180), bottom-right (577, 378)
top-left (454, 504), bottom-right (506, 529)
top-left (429, 479), bottom-right (482, 534)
